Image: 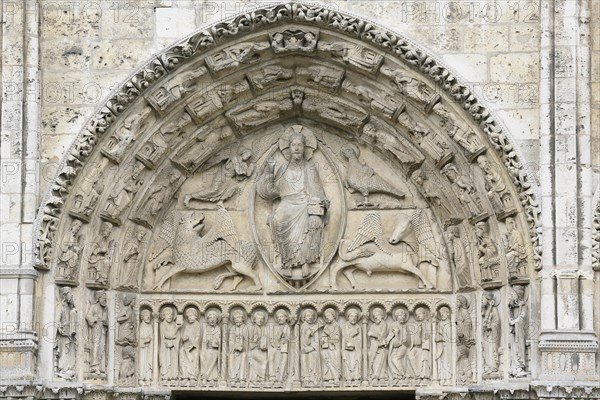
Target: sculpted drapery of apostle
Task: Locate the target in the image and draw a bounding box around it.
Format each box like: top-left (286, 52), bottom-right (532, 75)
top-left (258, 126), bottom-right (329, 279)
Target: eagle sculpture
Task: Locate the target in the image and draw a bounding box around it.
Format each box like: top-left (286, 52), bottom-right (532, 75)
top-left (340, 145), bottom-right (405, 207)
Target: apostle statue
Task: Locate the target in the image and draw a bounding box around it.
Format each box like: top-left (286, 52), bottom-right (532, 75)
top-left (200, 309), bottom-right (221, 385)
top-left (269, 308), bottom-right (291, 385)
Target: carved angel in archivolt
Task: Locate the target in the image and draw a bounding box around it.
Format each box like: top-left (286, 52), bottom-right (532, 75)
top-left (361, 122), bottom-right (425, 170)
top-left (87, 221), bottom-right (115, 287)
top-left (140, 172), bottom-right (181, 221)
top-left (441, 163), bottom-right (487, 222)
top-left (184, 147), bottom-right (255, 207)
top-left (57, 219), bottom-right (84, 282)
top-left (504, 217), bottom-right (528, 282)
top-left (271, 30), bottom-right (317, 54)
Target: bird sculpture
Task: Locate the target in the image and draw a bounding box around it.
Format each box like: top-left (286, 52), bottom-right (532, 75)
top-left (340, 145), bottom-right (405, 207)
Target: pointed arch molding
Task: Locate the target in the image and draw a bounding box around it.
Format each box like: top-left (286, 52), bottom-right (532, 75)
top-left (34, 1), bottom-right (541, 274)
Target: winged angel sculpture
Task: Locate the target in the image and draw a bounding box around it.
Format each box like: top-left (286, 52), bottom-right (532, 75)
top-left (150, 207), bottom-right (262, 291)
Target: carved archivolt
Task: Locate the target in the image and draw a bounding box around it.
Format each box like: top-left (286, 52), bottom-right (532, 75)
top-left (34, 1), bottom-right (539, 392)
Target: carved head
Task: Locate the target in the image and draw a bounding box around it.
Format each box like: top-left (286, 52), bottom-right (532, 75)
top-left (411, 168), bottom-right (425, 185)
top-left (275, 309), bottom-right (289, 324)
top-left (169, 172), bottom-right (180, 184)
top-left (231, 309), bottom-right (246, 326)
top-left (61, 287), bottom-right (74, 305)
top-left (505, 217), bottom-right (516, 231)
top-left (273, 32), bottom-right (284, 44)
top-left (441, 163), bottom-right (459, 182)
top-left (345, 307), bottom-right (360, 324)
top-left (181, 211), bottom-right (205, 235)
top-left (100, 221), bottom-right (113, 238)
top-left (323, 307), bottom-right (337, 323)
top-left (394, 307), bottom-right (408, 323)
top-left (160, 306), bottom-right (175, 323)
top-left (510, 286), bottom-right (526, 305)
top-left (97, 290), bottom-right (107, 307)
top-left (252, 310), bottom-right (266, 326)
top-left (370, 307), bottom-right (385, 323)
top-left (482, 291), bottom-right (496, 308)
top-left (289, 133), bottom-right (306, 161)
top-left (122, 294), bottom-right (135, 307)
top-left (457, 295), bottom-right (469, 309)
top-left (122, 345), bottom-right (135, 360)
top-left (70, 219), bottom-right (83, 235)
top-left (140, 309), bottom-right (152, 323)
top-left (239, 147), bottom-right (253, 161)
top-left (363, 122), bottom-right (377, 138)
top-left (135, 227), bottom-right (147, 242)
top-left (438, 306), bottom-right (450, 321)
top-left (446, 225), bottom-right (460, 239)
top-left (206, 310), bottom-right (220, 326)
top-left (340, 145), bottom-right (358, 160)
top-left (414, 306), bottom-right (428, 322)
top-left (301, 308), bottom-right (315, 323)
top-left (475, 221), bottom-right (490, 238)
top-left (184, 307), bottom-right (199, 323)
top-left (477, 154), bottom-right (490, 170)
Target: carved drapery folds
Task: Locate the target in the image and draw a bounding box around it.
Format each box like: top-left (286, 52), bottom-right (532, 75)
top-left (36, 2), bottom-right (538, 393)
top-left (128, 299), bottom-right (465, 389)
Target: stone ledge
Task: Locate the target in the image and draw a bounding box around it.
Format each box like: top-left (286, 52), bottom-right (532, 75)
top-left (0, 268), bottom-right (38, 279)
top-left (539, 331), bottom-right (599, 352)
